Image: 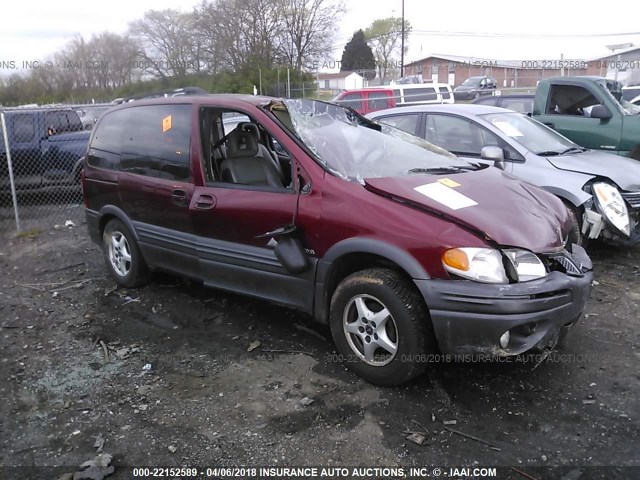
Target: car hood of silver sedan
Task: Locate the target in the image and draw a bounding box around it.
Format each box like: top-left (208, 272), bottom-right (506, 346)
top-left (545, 149), bottom-right (640, 192)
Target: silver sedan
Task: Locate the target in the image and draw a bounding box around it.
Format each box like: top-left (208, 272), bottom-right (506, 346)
top-left (368, 104), bottom-right (640, 244)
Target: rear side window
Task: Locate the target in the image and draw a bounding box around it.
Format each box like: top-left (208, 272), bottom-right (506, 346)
top-left (367, 91), bottom-right (391, 111)
top-left (12, 114), bottom-right (35, 143)
top-left (404, 87), bottom-right (437, 102)
top-left (338, 93), bottom-right (363, 111)
top-left (45, 112), bottom-right (64, 134)
top-left (121, 104), bottom-right (192, 181)
top-left (65, 111), bottom-right (84, 131)
top-left (375, 114), bottom-right (420, 136)
top-left (439, 86), bottom-right (451, 100)
top-left (88, 109), bottom-right (129, 170)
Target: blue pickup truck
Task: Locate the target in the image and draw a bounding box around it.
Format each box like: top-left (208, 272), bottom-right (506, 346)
top-left (1, 108), bottom-right (90, 192)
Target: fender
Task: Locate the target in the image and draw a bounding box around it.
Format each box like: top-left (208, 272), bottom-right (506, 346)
top-left (541, 185), bottom-right (592, 209)
top-left (313, 237), bottom-right (431, 323)
top-left (96, 205), bottom-right (140, 242)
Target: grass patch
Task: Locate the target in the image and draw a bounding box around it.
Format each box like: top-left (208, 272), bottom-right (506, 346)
top-left (16, 228), bottom-right (42, 239)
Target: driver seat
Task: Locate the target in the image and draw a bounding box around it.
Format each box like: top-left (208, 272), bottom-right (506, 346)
top-left (235, 122), bottom-right (284, 182)
top-left (219, 129), bottom-right (283, 188)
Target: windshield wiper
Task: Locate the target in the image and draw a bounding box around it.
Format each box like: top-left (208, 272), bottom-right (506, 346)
top-left (535, 150), bottom-right (562, 157)
top-left (559, 147), bottom-right (587, 155)
top-left (407, 166), bottom-right (476, 175)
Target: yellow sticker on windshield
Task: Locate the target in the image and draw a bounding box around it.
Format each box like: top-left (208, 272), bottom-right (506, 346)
top-left (439, 178), bottom-right (460, 188)
top-left (162, 115), bottom-right (172, 132)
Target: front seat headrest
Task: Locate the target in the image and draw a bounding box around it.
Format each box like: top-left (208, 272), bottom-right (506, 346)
top-left (237, 122), bottom-right (260, 139)
top-left (227, 128), bottom-right (259, 157)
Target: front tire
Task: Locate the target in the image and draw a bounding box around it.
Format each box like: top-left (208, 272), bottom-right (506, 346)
top-left (329, 268), bottom-right (433, 386)
top-left (564, 202), bottom-right (585, 248)
top-left (102, 219), bottom-right (150, 288)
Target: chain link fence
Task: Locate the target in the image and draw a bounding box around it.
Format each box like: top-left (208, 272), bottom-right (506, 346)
top-left (0, 106), bottom-right (93, 235)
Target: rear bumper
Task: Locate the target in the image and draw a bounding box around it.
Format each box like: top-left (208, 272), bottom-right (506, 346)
top-left (415, 270), bottom-right (592, 356)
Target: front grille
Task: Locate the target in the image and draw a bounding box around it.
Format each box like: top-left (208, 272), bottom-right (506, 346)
top-left (551, 254), bottom-right (582, 275)
top-left (622, 191), bottom-right (640, 209)
top-left (544, 250), bottom-right (585, 277)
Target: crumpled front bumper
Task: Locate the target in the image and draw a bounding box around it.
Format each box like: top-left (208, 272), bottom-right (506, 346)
top-left (415, 247), bottom-right (593, 357)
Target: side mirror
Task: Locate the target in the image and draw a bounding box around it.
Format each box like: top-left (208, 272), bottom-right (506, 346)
top-left (590, 104), bottom-right (611, 120)
top-left (481, 146), bottom-right (506, 170)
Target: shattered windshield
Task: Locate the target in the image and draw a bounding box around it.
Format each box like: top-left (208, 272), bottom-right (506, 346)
top-left (281, 99), bottom-right (469, 182)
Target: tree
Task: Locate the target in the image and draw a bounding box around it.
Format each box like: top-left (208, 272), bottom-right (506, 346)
top-left (130, 9), bottom-right (198, 78)
top-left (340, 30), bottom-right (376, 80)
top-left (279, 0), bottom-right (346, 70)
top-left (91, 33), bottom-right (141, 89)
top-left (364, 17), bottom-right (411, 83)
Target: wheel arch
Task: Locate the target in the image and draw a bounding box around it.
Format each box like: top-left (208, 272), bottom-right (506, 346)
top-left (313, 238), bottom-right (430, 324)
top-left (97, 205), bottom-right (140, 242)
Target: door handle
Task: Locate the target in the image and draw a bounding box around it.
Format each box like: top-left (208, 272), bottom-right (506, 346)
top-left (194, 194), bottom-right (216, 210)
top-left (543, 122), bottom-right (554, 128)
top-left (171, 189), bottom-right (188, 206)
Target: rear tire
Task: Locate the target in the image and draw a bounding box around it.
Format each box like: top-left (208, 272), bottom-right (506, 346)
top-left (102, 219), bottom-right (150, 288)
top-left (329, 268), bottom-right (434, 386)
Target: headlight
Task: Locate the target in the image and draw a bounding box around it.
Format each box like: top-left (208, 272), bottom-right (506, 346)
top-left (442, 248), bottom-right (508, 283)
top-left (592, 182), bottom-right (630, 236)
top-left (442, 247), bottom-right (548, 283)
top-left (503, 249), bottom-right (548, 282)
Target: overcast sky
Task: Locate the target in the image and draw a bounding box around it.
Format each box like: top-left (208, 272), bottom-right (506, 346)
top-left (1, 0), bottom-right (640, 74)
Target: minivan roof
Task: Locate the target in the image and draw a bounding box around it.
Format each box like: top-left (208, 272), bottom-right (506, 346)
top-left (103, 94), bottom-right (278, 111)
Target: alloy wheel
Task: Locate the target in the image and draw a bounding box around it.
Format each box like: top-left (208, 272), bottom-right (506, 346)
top-left (343, 294), bottom-right (399, 366)
top-left (107, 230), bottom-right (132, 277)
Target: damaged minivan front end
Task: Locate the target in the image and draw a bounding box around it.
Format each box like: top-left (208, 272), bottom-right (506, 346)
top-left (417, 245), bottom-right (592, 357)
top-left (276, 98), bottom-right (594, 381)
top-left (362, 170), bottom-right (594, 359)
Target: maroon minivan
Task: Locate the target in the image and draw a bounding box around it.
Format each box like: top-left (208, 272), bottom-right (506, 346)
top-left (82, 96), bottom-right (593, 385)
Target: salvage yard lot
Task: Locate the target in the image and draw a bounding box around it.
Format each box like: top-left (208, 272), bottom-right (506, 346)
top-left (1, 220), bottom-right (639, 477)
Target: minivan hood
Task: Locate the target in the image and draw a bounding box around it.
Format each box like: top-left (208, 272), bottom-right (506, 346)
top-left (364, 167), bottom-right (571, 253)
top-left (454, 85), bottom-right (476, 92)
top-left (546, 150), bottom-right (640, 191)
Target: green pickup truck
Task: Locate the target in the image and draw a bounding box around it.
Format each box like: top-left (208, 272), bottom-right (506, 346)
top-left (532, 76), bottom-right (640, 160)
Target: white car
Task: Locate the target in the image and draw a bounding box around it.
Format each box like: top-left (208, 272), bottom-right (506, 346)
top-left (371, 83), bottom-right (455, 105)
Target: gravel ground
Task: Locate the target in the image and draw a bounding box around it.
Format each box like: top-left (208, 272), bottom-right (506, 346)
top-left (1, 218), bottom-right (639, 480)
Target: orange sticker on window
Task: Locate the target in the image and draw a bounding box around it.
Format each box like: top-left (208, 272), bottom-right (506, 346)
top-left (439, 178), bottom-right (461, 188)
top-left (162, 115), bottom-right (172, 132)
